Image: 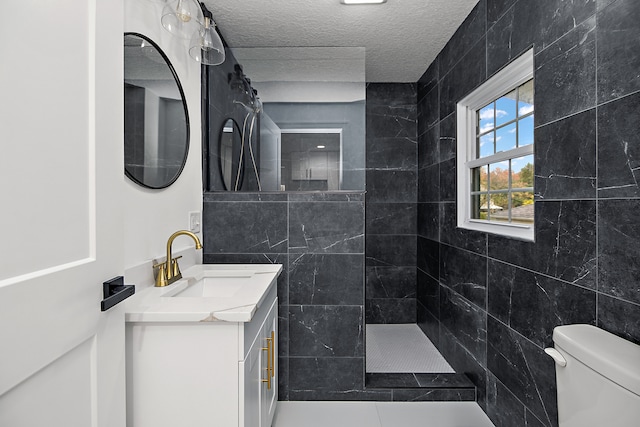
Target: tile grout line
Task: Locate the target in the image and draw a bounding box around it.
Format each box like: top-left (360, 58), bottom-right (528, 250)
top-left (595, 9), bottom-right (600, 328)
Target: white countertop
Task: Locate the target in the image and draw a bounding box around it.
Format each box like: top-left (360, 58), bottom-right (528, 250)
top-left (125, 264), bottom-right (282, 323)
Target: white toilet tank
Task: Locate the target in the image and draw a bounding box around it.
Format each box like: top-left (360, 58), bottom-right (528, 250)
top-left (546, 324), bottom-right (640, 427)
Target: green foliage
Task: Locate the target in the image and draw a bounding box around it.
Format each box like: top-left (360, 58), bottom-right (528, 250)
top-left (474, 162), bottom-right (534, 213)
top-left (519, 162), bottom-right (534, 186)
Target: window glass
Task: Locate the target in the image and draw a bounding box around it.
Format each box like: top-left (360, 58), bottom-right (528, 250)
top-left (478, 82), bottom-right (535, 157)
top-left (510, 192), bottom-right (534, 224)
top-left (472, 165), bottom-right (488, 191)
top-left (489, 163), bottom-right (509, 191)
top-left (511, 155), bottom-right (534, 188)
top-left (470, 80), bottom-right (534, 227)
top-left (495, 89), bottom-right (517, 127)
top-left (478, 133), bottom-right (494, 158)
top-left (478, 103), bottom-right (495, 134)
top-left (518, 80), bottom-right (534, 116)
top-left (518, 115), bottom-right (534, 147)
top-left (496, 123), bottom-right (517, 153)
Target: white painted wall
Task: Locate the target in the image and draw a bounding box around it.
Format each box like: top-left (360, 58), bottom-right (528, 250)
top-left (123, 0), bottom-right (203, 272)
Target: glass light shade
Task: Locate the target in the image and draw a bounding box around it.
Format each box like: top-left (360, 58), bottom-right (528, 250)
top-left (161, 0), bottom-right (204, 39)
top-left (189, 17), bottom-right (225, 65)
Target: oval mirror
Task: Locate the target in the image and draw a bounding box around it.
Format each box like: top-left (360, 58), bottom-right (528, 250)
top-left (219, 118), bottom-right (244, 190)
top-left (124, 33), bottom-right (190, 189)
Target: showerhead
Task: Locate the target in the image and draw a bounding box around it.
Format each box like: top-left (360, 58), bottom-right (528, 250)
top-left (233, 99), bottom-right (261, 114)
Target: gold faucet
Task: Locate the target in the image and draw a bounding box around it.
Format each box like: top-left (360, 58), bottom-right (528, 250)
top-left (154, 230), bottom-right (203, 287)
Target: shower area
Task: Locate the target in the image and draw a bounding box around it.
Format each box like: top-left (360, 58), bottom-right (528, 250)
top-left (363, 82), bottom-right (475, 399)
top-left (202, 45), bottom-right (477, 400)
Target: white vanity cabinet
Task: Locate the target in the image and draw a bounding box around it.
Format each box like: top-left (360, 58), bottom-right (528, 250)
top-left (125, 284), bottom-right (278, 427)
top-left (243, 293), bottom-right (278, 427)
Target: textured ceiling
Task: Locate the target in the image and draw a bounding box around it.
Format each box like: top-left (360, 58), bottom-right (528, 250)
top-left (201, 0), bottom-right (479, 82)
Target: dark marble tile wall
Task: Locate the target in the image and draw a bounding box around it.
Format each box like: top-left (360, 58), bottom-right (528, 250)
top-left (365, 83), bottom-right (418, 324)
top-left (416, 0), bottom-right (640, 426)
top-left (203, 192), bottom-right (368, 401)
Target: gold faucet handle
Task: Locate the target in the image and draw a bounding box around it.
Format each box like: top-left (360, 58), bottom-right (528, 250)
top-left (153, 262), bottom-right (169, 287)
top-left (171, 256), bottom-right (183, 277)
top-left (152, 261), bottom-right (165, 270)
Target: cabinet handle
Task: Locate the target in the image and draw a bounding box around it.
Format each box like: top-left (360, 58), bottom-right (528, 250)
top-left (262, 336), bottom-right (273, 390)
top-left (261, 372), bottom-right (271, 390)
top-left (270, 331), bottom-right (275, 378)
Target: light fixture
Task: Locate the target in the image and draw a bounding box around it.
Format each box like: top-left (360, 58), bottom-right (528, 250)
top-left (340, 0), bottom-right (387, 4)
top-left (189, 16), bottom-right (226, 65)
top-left (161, 0), bottom-right (204, 40)
top-left (317, 145), bottom-right (326, 149)
top-left (160, 0), bottom-right (226, 66)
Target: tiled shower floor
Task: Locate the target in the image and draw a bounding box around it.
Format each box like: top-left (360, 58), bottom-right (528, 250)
top-left (366, 324), bottom-right (454, 373)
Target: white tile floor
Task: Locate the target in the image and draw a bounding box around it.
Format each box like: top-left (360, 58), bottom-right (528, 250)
top-left (272, 401), bottom-right (495, 427)
top-left (366, 324), bottom-right (454, 373)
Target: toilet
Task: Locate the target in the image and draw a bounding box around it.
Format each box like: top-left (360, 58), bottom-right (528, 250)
top-left (545, 324), bottom-right (640, 427)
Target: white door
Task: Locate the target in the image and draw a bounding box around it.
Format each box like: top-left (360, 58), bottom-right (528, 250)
top-left (0, 1), bottom-right (125, 426)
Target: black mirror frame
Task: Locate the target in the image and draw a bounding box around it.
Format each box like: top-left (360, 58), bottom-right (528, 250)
top-left (124, 32), bottom-right (190, 190)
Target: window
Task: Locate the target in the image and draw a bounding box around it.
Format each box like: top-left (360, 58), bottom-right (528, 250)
top-left (456, 49), bottom-right (534, 241)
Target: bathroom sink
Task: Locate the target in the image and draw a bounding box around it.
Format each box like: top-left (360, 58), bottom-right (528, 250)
top-left (127, 264), bottom-right (283, 323)
top-left (171, 273), bottom-right (251, 298)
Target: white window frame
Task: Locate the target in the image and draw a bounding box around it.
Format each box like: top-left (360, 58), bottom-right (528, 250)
top-left (456, 49), bottom-right (534, 242)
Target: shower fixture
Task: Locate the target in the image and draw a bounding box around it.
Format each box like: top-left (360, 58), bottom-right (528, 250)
top-left (232, 99), bottom-right (263, 191)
